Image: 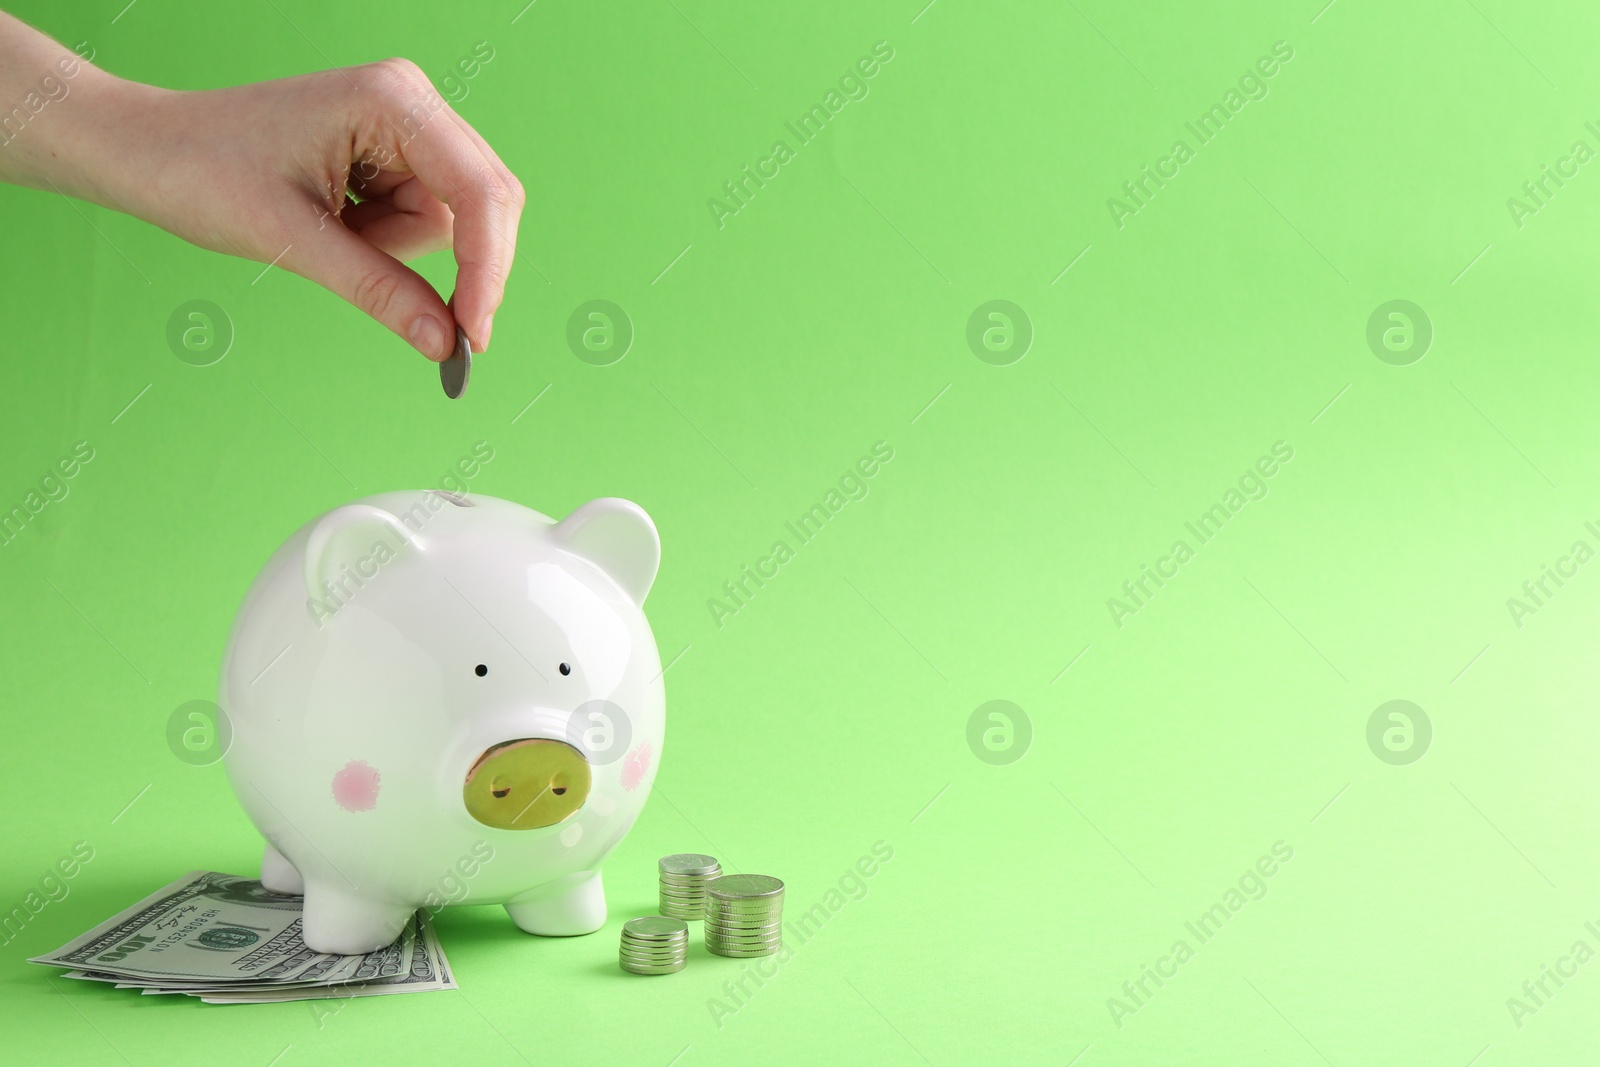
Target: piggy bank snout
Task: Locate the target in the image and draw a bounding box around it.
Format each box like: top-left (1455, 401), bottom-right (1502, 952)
top-left (462, 737), bottom-right (592, 830)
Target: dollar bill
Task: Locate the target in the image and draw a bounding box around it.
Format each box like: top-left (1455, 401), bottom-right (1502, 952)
top-left (31, 870), bottom-right (454, 1003)
top-left (102, 916), bottom-right (419, 996)
top-left (197, 918), bottom-right (454, 1003)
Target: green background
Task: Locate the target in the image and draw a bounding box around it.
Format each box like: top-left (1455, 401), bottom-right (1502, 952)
top-left (4, 0), bottom-right (1599, 1062)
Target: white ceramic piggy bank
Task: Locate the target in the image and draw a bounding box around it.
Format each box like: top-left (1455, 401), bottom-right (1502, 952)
top-left (218, 490), bottom-right (664, 954)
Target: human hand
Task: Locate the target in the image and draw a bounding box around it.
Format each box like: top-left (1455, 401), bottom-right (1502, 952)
top-left (0, 16), bottom-right (522, 361)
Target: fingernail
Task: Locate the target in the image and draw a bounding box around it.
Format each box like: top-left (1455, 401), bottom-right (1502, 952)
top-left (408, 314), bottom-right (447, 360)
top-left (479, 314), bottom-right (493, 352)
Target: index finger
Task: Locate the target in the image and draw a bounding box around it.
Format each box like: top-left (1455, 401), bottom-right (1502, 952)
top-left (385, 81), bottom-right (524, 351)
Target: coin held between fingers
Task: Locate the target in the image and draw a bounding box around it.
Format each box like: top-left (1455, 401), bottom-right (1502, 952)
top-left (441, 327), bottom-right (471, 399)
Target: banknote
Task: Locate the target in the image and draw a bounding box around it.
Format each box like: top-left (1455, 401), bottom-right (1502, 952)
top-left (196, 918), bottom-right (454, 1003)
top-left (31, 870), bottom-right (454, 1003)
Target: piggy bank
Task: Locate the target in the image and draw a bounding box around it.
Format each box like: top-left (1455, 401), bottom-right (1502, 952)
top-left (217, 490), bottom-right (664, 954)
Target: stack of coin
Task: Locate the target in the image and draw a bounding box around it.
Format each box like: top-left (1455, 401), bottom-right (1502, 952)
top-left (659, 853), bottom-right (722, 919)
top-left (704, 874), bottom-right (785, 958)
top-left (618, 917), bottom-right (689, 975)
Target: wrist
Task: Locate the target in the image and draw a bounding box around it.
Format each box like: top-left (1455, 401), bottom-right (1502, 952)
top-left (0, 51), bottom-right (172, 214)
top-left (45, 68), bottom-right (174, 215)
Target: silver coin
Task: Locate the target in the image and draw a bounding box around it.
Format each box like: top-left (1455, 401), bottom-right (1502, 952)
top-left (620, 941), bottom-right (686, 950)
top-left (707, 874), bottom-right (784, 899)
top-left (620, 959), bottom-right (686, 975)
top-left (707, 907), bottom-right (784, 920)
top-left (620, 945), bottom-right (689, 959)
top-left (660, 854), bottom-right (721, 876)
top-left (622, 952), bottom-right (688, 964)
top-left (623, 916), bottom-right (689, 940)
top-left (621, 968), bottom-right (686, 977)
top-left (705, 932), bottom-right (784, 945)
top-left (706, 943), bottom-right (781, 958)
top-left (705, 928), bottom-right (784, 941)
top-left (621, 938), bottom-right (688, 951)
top-left (620, 968), bottom-right (686, 977)
top-left (622, 930), bottom-right (689, 943)
top-left (706, 927), bottom-right (783, 939)
top-left (621, 950), bottom-right (689, 964)
top-left (440, 326), bottom-right (471, 398)
top-left (707, 915), bottom-right (780, 927)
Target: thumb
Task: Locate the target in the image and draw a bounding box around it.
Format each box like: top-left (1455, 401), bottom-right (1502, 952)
top-left (286, 222), bottom-right (456, 361)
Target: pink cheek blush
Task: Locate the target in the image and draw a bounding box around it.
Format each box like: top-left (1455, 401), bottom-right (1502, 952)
top-left (331, 760), bottom-right (381, 812)
top-left (620, 743), bottom-right (652, 792)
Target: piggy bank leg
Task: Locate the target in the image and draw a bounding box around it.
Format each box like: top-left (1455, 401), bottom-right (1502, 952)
top-left (504, 870), bottom-right (605, 936)
top-left (300, 880), bottom-right (414, 955)
top-left (260, 843), bottom-right (305, 895)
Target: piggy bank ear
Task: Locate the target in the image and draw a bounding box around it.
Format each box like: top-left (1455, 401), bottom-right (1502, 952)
top-left (550, 498), bottom-right (660, 604)
top-left (303, 504), bottom-right (420, 608)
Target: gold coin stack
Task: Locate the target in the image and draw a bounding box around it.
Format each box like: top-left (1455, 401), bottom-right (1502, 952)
top-left (618, 916), bottom-right (689, 975)
top-left (704, 874), bottom-right (785, 958)
top-left (659, 853), bottom-right (722, 919)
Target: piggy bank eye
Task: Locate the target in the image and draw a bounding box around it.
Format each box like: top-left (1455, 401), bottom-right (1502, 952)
top-left (474, 664), bottom-right (488, 677)
top-left (558, 662), bottom-right (571, 676)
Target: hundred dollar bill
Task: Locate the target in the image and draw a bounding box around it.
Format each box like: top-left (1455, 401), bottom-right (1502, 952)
top-left (31, 871), bottom-right (329, 983)
top-left (114, 916), bottom-right (420, 995)
top-left (30, 871), bottom-right (439, 997)
top-left (195, 917), bottom-right (455, 1003)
